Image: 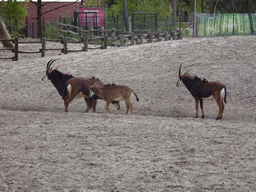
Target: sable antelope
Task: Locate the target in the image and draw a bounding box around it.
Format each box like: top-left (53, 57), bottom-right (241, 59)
top-left (90, 83), bottom-right (139, 115)
top-left (42, 59), bottom-right (120, 113)
top-left (176, 64), bottom-right (227, 120)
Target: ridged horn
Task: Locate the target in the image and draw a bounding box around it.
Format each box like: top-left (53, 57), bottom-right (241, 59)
top-left (47, 59), bottom-right (58, 69)
top-left (179, 64), bottom-right (182, 78)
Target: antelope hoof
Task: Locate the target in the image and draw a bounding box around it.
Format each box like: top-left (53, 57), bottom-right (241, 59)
top-left (201, 115), bottom-right (205, 119)
top-left (216, 117), bottom-right (222, 120)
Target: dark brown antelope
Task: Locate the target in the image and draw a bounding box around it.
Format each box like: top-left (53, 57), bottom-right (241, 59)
top-left (42, 59), bottom-right (120, 113)
top-left (176, 64), bottom-right (227, 120)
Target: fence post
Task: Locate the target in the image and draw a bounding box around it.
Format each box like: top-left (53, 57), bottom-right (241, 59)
top-left (63, 37), bottom-right (68, 54)
top-left (41, 37), bottom-right (46, 57)
top-left (172, 31), bottom-right (177, 40)
top-left (157, 31), bottom-right (161, 42)
top-left (13, 38), bottom-right (18, 61)
top-left (83, 36), bottom-right (88, 52)
top-left (119, 34), bottom-right (124, 46)
top-left (102, 36), bottom-right (108, 49)
top-left (89, 25), bottom-right (93, 37)
top-left (164, 31), bottom-right (168, 41)
top-left (130, 32), bottom-right (135, 45)
top-left (148, 32), bottom-right (154, 43)
top-left (139, 33), bottom-right (143, 44)
top-left (147, 29), bottom-right (152, 43)
top-left (111, 28), bottom-right (116, 37)
top-left (177, 29), bottom-right (183, 39)
top-left (100, 27), bottom-right (104, 38)
top-left (79, 27), bottom-right (84, 38)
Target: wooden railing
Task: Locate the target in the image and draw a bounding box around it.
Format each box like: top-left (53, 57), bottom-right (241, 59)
top-left (0, 24), bottom-right (182, 61)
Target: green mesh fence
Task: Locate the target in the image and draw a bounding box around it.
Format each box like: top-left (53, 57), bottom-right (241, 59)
top-left (195, 13), bottom-right (256, 37)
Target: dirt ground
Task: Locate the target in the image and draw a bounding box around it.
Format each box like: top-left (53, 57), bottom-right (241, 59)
top-left (0, 36), bottom-right (256, 191)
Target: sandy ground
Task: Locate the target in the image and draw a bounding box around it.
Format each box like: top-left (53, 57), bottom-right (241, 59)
top-left (0, 36), bottom-right (256, 191)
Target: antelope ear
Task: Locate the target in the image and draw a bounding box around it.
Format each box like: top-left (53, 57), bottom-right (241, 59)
top-left (52, 66), bottom-right (59, 71)
top-left (176, 78), bottom-right (183, 87)
top-left (90, 82), bottom-right (96, 88)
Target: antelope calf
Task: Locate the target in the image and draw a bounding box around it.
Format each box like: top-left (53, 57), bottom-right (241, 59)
top-left (176, 64), bottom-right (227, 120)
top-left (90, 83), bottom-right (139, 115)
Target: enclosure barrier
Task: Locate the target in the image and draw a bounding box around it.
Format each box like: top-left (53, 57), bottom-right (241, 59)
top-left (0, 38), bottom-right (42, 61)
top-left (0, 38), bottom-right (15, 60)
top-left (0, 24), bottom-right (182, 61)
top-left (0, 38), bottom-right (63, 60)
top-left (58, 22), bottom-right (182, 46)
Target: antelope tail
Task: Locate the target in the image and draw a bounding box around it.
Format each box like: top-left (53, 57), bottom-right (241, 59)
top-left (133, 91), bottom-right (139, 102)
top-left (221, 87), bottom-right (227, 104)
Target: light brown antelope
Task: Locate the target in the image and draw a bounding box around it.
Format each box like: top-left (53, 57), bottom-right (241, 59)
top-left (176, 64), bottom-right (227, 120)
top-left (90, 83), bottom-right (139, 115)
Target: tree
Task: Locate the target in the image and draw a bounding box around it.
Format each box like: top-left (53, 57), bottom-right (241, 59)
top-left (0, 16), bottom-right (13, 48)
top-left (29, 0), bottom-right (78, 39)
top-left (171, 0), bottom-right (177, 26)
top-left (0, 0), bottom-right (28, 36)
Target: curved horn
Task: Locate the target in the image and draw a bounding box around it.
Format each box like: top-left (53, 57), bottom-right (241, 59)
top-left (179, 64), bottom-right (182, 78)
top-left (47, 59), bottom-right (59, 69)
top-left (47, 59), bottom-right (53, 69)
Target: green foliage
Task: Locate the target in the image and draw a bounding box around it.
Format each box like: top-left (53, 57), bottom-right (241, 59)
top-left (183, 29), bottom-right (192, 37)
top-left (0, 0), bottom-right (28, 37)
top-left (135, 0), bottom-right (171, 18)
top-left (44, 21), bottom-right (60, 39)
top-left (102, 0), bottom-right (171, 19)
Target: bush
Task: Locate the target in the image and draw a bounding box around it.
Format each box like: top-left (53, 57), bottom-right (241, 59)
top-left (44, 21), bottom-right (60, 39)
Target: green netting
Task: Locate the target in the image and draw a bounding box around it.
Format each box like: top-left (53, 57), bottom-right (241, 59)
top-left (196, 13), bottom-right (256, 37)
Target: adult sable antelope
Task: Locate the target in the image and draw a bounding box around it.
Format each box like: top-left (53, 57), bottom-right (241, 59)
top-left (42, 59), bottom-right (120, 113)
top-left (176, 64), bottom-right (227, 120)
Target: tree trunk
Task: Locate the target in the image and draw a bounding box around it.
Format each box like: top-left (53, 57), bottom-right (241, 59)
top-left (37, 0), bottom-right (43, 39)
top-left (123, 0), bottom-right (129, 32)
top-left (0, 16), bottom-right (13, 48)
top-left (172, 0), bottom-right (177, 26)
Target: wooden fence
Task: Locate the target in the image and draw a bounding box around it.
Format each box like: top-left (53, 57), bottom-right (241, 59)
top-left (0, 38), bottom-right (61, 61)
top-left (58, 23), bottom-right (183, 48)
top-left (0, 24), bottom-right (182, 61)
